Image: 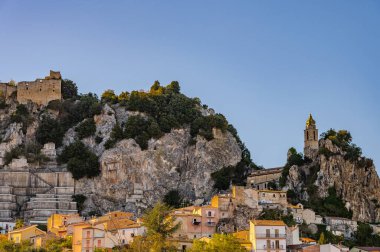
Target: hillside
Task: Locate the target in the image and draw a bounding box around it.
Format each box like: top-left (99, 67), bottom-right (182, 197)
top-left (282, 130), bottom-right (380, 223)
top-left (0, 79), bottom-right (255, 216)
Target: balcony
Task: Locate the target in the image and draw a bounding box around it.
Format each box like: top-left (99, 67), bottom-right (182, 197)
top-left (262, 245), bottom-right (285, 250)
top-left (192, 219), bottom-right (201, 225)
top-left (255, 233), bottom-right (286, 239)
top-left (206, 222), bottom-right (216, 227)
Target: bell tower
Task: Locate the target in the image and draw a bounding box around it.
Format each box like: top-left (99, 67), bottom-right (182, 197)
top-left (304, 114), bottom-right (319, 156)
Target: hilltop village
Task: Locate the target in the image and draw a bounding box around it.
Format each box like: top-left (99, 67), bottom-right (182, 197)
top-left (0, 71), bottom-right (379, 252)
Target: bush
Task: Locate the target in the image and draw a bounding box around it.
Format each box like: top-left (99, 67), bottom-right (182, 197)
top-left (72, 194), bottom-right (87, 213)
top-left (163, 190), bottom-right (183, 208)
top-left (4, 147), bottom-right (25, 165)
top-left (36, 116), bottom-right (64, 146)
top-left (101, 89), bottom-right (118, 104)
top-left (58, 141), bottom-right (100, 180)
top-left (305, 186), bottom-right (352, 218)
top-left (75, 118), bottom-right (96, 139)
top-left (61, 79), bottom-right (78, 99)
top-left (279, 148), bottom-right (307, 187)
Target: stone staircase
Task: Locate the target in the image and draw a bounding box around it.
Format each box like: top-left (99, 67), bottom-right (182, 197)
top-left (24, 189), bottom-right (78, 224)
top-left (0, 186), bottom-right (17, 221)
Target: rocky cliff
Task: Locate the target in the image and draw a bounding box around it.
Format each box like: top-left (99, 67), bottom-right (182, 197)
top-left (285, 139), bottom-right (380, 223)
top-left (75, 105), bottom-right (241, 214)
top-left (0, 86), bottom-right (243, 216)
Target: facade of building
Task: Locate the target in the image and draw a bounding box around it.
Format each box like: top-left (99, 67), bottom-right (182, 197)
top-left (250, 220), bottom-right (287, 252)
top-left (286, 226), bottom-right (301, 246)
top-left (210, 193), bottom-right (235, 219)
top-left (324, 217), bottom-right (357, 238)
top-left (0, 221), bottom-right (15, 234)
top-left (172, 205), bottom-right (220, 239)
top-left (8, 225), bottom-right (46, 244)
top-left (0, 70), bottom-right (62, 106)
top-left (47, 213), bottom-right (83, 238)
top-left (258, 190), bottom-right (288, 209)
top-left (247, 167), bottom-right (283, 190)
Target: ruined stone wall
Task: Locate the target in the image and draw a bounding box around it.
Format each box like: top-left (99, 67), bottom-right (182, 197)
top-left (17, 78), bottom-right (61, 105)
top-left (0, 83), bottom-right (17, 99)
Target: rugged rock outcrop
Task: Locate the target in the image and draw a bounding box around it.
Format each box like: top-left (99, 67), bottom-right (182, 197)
top-left (76, 123), bottom-right (241, 214)
top-left (285, 139), bottom-right (380, 222)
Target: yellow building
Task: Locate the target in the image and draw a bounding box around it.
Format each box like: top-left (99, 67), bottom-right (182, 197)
top-left (210, 193), bottom-right (235, 219)
top-left (72, 222), bottom-right (92, 252)
top-left (8, 225), bottom-right (46, 244)
top-left (47, 213), bottom-right (83, 238)
top-left (233, 230), bottom-right (252, 251)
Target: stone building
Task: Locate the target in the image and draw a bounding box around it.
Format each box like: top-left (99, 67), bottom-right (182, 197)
top-left (304, 114), bottom-right (319, 157)
top-left (247, 167), bottom-right (283, 190)
top-left (0, 70), bottom-right (62, 105)
top-left (17, 70), bottom-right (62, 105)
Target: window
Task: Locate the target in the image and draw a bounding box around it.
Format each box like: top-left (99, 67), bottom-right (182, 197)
top-left (266, 229), bottom-right (270, 238)
top-left (122, 230), bottom-right (125, 235)
top-left (208, 211), bottom-right (212, 217)
top-left (266, 240), bottom-right (270, 251)
top-left (275, 229), bottom-right (279, 238)
top-left (86, 240), bottom-right (90, 246)
top-left (86, 230), bottom-right (90, 238)
top-left (273, 194), bottom-right (276, 198)
top-left (275, 240), bottom-right (280, 249)
top-left (194, 235), bottom-right (196, 238)
top-left (97, 240), bottom-right (101, 247)
top-left (122, 239), bottom-right (125, 244)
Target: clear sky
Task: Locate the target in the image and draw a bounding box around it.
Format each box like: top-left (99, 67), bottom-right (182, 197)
top-left (0, 1), bottom-right (379, 170)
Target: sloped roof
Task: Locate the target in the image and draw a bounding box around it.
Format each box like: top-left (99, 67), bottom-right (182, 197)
top-left (251, 220), bottom-right (286, 226)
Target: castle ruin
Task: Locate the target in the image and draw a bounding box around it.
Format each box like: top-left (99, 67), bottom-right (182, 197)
top-left (0, 70), bottom-right (62, 106)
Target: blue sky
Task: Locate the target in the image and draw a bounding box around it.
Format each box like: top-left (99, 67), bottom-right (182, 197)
top-left (0, 1), bottom-right (379, 170)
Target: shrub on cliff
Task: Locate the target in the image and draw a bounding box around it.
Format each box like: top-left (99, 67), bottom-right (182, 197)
top-left (61, 79), bottom-right (78, 99)
top-left (279, 148), bottom-right (307, 187)
top-left (58, 141), bottom-right (100, 180)
top-left (36, 116), bottom-right (64, 146)
top-left (321, 129), bottom-right (364, 164)
top-left (75, 118), bottom-right (96, 139)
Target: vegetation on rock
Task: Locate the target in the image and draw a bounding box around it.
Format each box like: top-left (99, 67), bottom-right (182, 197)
top-left (58, 141), bottom-right (100, 180)
top-left (75, 118), bottom-right (96, 139)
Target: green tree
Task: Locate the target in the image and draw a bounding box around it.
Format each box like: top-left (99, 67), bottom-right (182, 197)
top-left (318, 232), bottom-right (326, 245)
top-left (61, 79), bottom-right (78, 99)
top-left (190, 234), bottom-right (246, 252)
top-left (163, 190), bottom-right (182, 208)
top-left (101, 89), bottom-right (118, 104)
top-left (58, 141), bottom-right (100, 180)
top-left (143, 202), bottom-right (180, 238)
top-left (75, 118), bottom-right (97, 139)
top-left (15, 218), bottom-right (24, 229)
top-left (166, 81), bottom-right (180, 94)
top-left (36, 116), bottom-right (64, 146)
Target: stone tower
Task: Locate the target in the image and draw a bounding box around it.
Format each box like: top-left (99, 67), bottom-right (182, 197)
top-left (304, 114), bottom-right (319, 157)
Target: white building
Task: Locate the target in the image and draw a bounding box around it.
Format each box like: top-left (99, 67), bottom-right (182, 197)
top-left (250, 220), bottom-right (287, 252)
top-left (0, 221), bottom-right (15, 234)
top-left (324, 217), bottom-right (357, 238)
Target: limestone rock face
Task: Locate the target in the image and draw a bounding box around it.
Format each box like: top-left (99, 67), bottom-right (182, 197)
top-left (315, 139), bottom-right (380, 222)
top-left (286, 139), bottom-right (380, 222)
top-left (75, 127), bottom-right (242, 214)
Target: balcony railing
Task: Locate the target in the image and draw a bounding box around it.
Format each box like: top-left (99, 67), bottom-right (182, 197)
top-left (192, 220), bottom-right (201, 225)
top-left (206, 222), bottom-right (216, 227)
top-left (263, 245), bottom-right (285, 250)
top-left (255, 234), bottom-right (286, 238)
